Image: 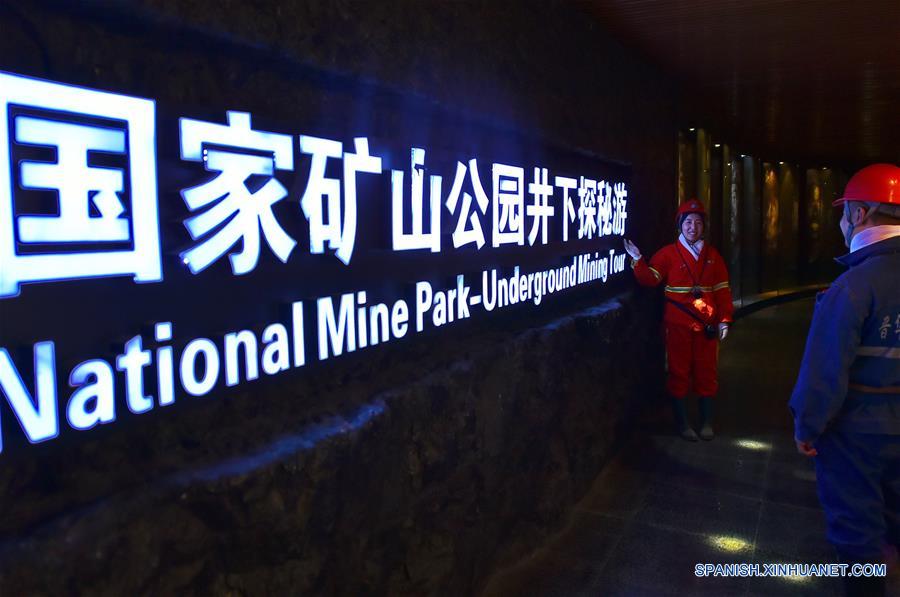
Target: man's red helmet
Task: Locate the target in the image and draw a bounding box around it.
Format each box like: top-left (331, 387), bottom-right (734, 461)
top-left (832, 163), bottom-right (900, 206)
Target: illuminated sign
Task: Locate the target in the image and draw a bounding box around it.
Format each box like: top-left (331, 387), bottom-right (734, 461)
top-left (0, 70), bottom-right (631, 454)
top-left (0, 72), bottom-right (161, 296)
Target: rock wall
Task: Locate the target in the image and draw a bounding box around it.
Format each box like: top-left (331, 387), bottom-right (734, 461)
top-left (1, 292), bottom-right (663, 596)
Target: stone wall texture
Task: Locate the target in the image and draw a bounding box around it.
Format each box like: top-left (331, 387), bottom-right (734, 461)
top-left (0, 1), bottom-right (677, 594)
top-left (2, 293), bottom-right (663, 596)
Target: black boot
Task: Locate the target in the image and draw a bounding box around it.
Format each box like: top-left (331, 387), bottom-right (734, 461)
top-left (698, 397), bottom-right (714, 440)
top-left (671, 398), bottom-right (698, 441)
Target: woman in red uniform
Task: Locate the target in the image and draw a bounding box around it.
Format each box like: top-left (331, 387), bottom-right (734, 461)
top-left (623, 199), bottom-right (733, 441)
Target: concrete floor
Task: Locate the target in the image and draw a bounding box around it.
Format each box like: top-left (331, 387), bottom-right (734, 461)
top-left (482, 298), bottom-right (900, 596)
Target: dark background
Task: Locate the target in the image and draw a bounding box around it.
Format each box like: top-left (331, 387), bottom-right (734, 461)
top-left (0, 1), bottom-right (676, 595)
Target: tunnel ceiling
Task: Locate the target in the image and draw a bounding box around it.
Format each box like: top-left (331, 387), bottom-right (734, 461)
top-left (587, 0), bottom-right (900, 167)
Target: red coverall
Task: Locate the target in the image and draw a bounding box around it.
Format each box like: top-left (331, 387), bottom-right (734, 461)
top-left (632, 242), bottom-right (733, 399)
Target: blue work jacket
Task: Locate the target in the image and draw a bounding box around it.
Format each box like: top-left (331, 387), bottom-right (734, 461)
top-left (790, 234), bottom-right (900, 443)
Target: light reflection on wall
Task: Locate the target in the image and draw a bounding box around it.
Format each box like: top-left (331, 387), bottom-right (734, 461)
top-left (763, 165), bottom-right (779, 253)
top-left (777, 164), bottom-right (799, 288)
top-left (780, 165), bottom-right (799, 239)
top-left (806, 170), bottom-right (824, 264)
top-left (168, 399), bottom-right (387, 486)
top-left (728, 160), bottom-right (740, 250)
top-left (803, 167), bottom-right (847, 283)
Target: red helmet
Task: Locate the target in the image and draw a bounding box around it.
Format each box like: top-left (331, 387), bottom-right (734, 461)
top-left (832, 163), bottom-right (900, 206)
top-left (676, 198), bottom-right (706, 224)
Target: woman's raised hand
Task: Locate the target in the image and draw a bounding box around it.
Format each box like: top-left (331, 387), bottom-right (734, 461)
top-left (623, 238), bottom-right (642, 260)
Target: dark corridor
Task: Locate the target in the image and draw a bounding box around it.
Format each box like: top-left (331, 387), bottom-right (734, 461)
top-left (483, 297), bottom-right (900, 596)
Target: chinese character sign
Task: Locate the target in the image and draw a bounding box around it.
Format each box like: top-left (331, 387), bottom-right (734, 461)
top-left (179, 111), bottom-right (296, 275)
top-left (0, 69), bottom-right (630, 291)
top-left (0, 69), bottom-right (633, 456)
top-left (0, 72), bottom-right (161, 297)
top-left (392, 148), bottom-right (441, 253)
top-left (299, 135), bottom-right (381, 265)
top-left (446, 159), bottom-right (490, 250)
top-left (492, 163), bottom-right (524, 247)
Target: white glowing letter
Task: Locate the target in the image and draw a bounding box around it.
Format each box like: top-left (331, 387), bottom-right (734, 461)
top-left (180, 338), bottom-right (220, 396)
top-left (261, 323), bottom-right (290, 375)
top-left (0, 72), bottom-right (161, 297)
top-left (116, 335), bottom-right (153, 414)
top-left (179, 111), bottom-right (295, 275)
top-left (67, 359), bottom-right (116, 430)
top-left (596, 180), bottom-right (613, 237)
top-left (392, 148), bottom-right (441, 252)
top-left (577, 177), bottom-right (598, 240)
top-left (612, 182), bottom-right (629, 235)
top-left (317, 293), bottom-right (356, 359)
top-left (0, 342), bottom-right (58, 452)
top-left (555, 176), bottom-right (577, 242)
top-left (17, 119), bottom-right (128, 243)
top-left (300, 136), bottom-right (382, 265)
top-left (527, 167), bottom-right (555, 246)
top-left (224, 330), bottom-right (259, 387)
top-left (446, 159), bottom-right (489, 250)
top-left (156, 322), bottom-right (175, 407)
top-left (492, 163), bottom-right (524, 247)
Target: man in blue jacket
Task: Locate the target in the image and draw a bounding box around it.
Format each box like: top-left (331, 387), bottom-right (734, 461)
top-left (790, 163), bottom-right (900, 597)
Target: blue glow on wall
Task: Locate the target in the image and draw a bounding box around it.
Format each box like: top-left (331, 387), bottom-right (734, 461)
top-left (0, 69), bottom-right (632, 455)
